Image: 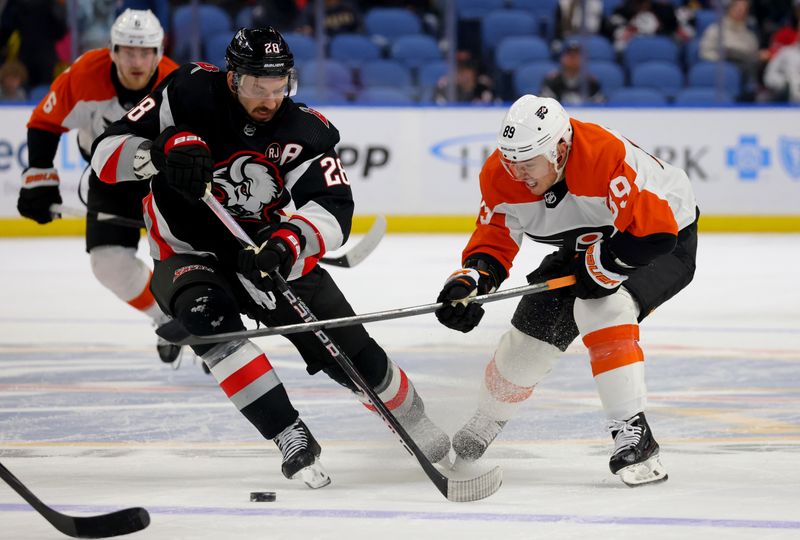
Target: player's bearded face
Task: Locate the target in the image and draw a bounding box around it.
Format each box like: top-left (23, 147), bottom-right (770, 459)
top-left (501, 154), bottom-right (558, 196)
top-left (234, 74), bottom-right (289, 122)
top-left (113, 46), bottom-right (158, 91)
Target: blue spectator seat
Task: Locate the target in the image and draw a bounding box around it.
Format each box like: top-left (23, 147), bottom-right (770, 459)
top-left (364, 8), bottom-right (422, 45)
top-left (608, 87), bottom-right (668, 105)
top-left (204, 32), bottom-right (233, 68)
top-left (482, 10), bottom-right (538, 54)
top-left (355, 87), bottom-right (415, 105)
top-left (391, 34), bottom-right (442, 69)
top-left (235, 6), bottom-right (253, 28)
top-left (694, 10), bottom-right (719, 37)
top-left (513, 61), bottom-right (558, 96)
top-left (300, 60), bottom-right (356, 95)
top-left (284, 33), bottom-right (317, 62)
top-left (329, 34), bottom-right (382, 67)
top-left (687, 61), bottom-right (742, 98)
top-left (623, 36), bottom-right (679, 71)
top-left (684, 38), bottom-right (701, 69)
top-left (28, 84), bottom-right (51, 105)
top-left (495, 36), bottom-right (550, 72)
top-left (172, 5), bottom-right (232, 62)
top-left (359, 60), bottom-right (413, 89)
top-left (455, 0), bottom-right (505, 20)
top-left (631, 61), bottom-right (684, 98)
top-left (674, 87), bottom-right (733, 106)
top-left (603, 0), bottom-right (624, 16)
top-left (587, 61), bottom-right (625, 95)
top-left (506, 0), bottom-right (558, 40)
top-left (418, 60), bottom-right (448, 90)
top-left (570, 34), bottom-right (615, 62)
top-left (294, 87), bottom-right (349, 105)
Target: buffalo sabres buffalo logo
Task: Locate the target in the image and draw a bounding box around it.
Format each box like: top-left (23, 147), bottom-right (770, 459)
top-left (211, 152), bottom-right (286, 220)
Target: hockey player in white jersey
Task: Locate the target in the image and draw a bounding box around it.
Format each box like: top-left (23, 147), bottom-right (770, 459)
top-left (435, 95), bottom-right (699, 486)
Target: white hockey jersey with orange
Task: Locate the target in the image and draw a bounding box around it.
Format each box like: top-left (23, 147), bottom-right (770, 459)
top-left (463, 118), bottom-right (697, 272)
top-left (27, 48), bottom-right (178, 156)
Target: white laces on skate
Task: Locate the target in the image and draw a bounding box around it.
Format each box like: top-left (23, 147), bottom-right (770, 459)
top-left (607, 416), bottom-right (643, 457)
top-left (274, 421), bottom-right (308, 461)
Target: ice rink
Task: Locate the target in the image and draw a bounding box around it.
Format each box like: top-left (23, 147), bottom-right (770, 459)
top-left (1, 233), bottom-right (798, 539)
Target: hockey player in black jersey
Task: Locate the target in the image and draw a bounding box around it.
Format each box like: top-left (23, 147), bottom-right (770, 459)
top-left (90, 27), bottom-right (449, 488)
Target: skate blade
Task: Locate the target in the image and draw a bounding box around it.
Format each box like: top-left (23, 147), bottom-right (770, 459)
top-left (293, 461), bottom-right (332, 489)
top-left (617, 454), bottom-right (669, 487)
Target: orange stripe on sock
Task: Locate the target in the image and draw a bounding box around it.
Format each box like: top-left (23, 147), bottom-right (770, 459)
top-left (484, 357), bottom-right (534, 403)
top-left (127, 274), bottom-right (156, 311)
top-left (219, 354), bottom-right (273, 398)
top-left (583, 325), bottom-right (644, 377)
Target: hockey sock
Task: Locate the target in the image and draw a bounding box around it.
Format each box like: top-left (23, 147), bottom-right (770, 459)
top-left (477, 327), bottom-right (560, 421)
top-left (89, 246), bottom-right (163, 318)
top-left (203, 340), bottom-right (298, 439)
top-left (584, 324), bottom-right (647, 420)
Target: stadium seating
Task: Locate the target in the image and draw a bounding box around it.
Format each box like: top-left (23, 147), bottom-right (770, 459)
top-left (513, 61), bottom-right (558, 96)
top-left (631, 61), bottom-right (685, 98)
top-left (300, 60), bottom-right (356, 95)
top-left (364, 8), bottom-right (422, 45)
top-left (623, 35), bottom-right (680, 71)
top-left (359, 60), bottom-right (413, 90)
top-left (391, 35), bottom-right (442, 69)
top-left (204, 32), bottom-right (233, 68)
top-left (608, 87), bottom-right (668, 105)
top-left (570, 34), bottom-right (615, 62)
top-left (674, 87), bottom-right (733, 106)
top-left (481, 10), bottom-right (538, 54)
top-left (172, 5), bottom-right (232, 62)
top-left (329, 33), bottom-right (382, 67)
top-left (587, 61), bottom-right (626, 95)
top-left (294, 87), bottom-right (349, 105)
top-left (494, 36), bottom-right (551, 73)
top-left (687, 61), bottom-right (742, 98)
top-left (355, 87), bottom-right (415, 105)
top-left (694, 10), bottom-right (720, 37)
top-left (284, 33), bottom-right (317, 63)
top-left (455, 0), bottom-right (505, 20)
top-left (28, 84), bottom-right (51, 105)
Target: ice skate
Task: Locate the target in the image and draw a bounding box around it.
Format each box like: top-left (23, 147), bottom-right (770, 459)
top-left (452, 410), bottom-right (507, 462)
top-left (156, 335), bottom-right (182, 363)
top-left (273, 419), bottom-right (331, 489)
top-left (608, 412), bottom-right (668, 486)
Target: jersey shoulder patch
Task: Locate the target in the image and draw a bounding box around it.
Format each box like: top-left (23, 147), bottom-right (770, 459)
top-left (298, 106), bottom-right (330, 128)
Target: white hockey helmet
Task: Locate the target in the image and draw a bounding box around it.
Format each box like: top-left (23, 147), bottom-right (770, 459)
top-left (497, 95), bottom-right (573, 170)
top-left (110, 9), bottom-right (164, 59)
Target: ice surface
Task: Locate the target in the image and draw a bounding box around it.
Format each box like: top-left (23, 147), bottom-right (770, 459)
top-left (1, 234), bottom-right (798, 539)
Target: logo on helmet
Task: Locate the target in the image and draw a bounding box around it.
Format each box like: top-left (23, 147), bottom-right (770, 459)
top-left (535, 106), bottom-right (548, 120)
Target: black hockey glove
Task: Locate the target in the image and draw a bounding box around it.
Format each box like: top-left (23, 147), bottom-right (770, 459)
top-left (573, 241), bottom-right (634, 299)
top-left (435, 264), bottom-right (497, 333)
top-left (238, 222), bottom-right (306, 285)
top-left (151, 127), bottom-right (213, 199)
top-left (17, 167), bottom-right (62, 224)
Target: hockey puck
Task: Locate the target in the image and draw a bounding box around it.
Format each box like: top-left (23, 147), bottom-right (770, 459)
top-left (250, 491), bottom-right (277, 502)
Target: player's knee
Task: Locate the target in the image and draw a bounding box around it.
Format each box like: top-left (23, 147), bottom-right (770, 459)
top-left (324, 338), bottom-right (387, 390)
top-left (493, 327), bottom-right (561, 387)
top-left (574, 287), bottom-right (639, 336)
top-left (89, 246), bottom-right (148, 296)
top-left (172, 284), bottom-right (244, 340)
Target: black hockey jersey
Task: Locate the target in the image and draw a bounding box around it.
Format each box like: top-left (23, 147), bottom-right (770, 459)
top-left (91, 62), bottom-right (353, 277)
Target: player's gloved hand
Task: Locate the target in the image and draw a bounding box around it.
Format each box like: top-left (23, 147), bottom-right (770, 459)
top-left (435, 267), bottom-right (495, 333)
top-left (237, 222), bottom-right (306, 283)
top-left (573, 241), bottom-right (634, 299)
top-left (17, 167), bottom-right (62, 224)
top-left (151, 127), bottom-right (213, 199)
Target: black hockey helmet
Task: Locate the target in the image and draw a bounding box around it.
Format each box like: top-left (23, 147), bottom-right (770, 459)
top-left (226, 27), bottom-right (297, 96)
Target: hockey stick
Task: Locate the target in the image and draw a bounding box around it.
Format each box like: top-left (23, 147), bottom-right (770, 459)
top-left (0, 461), bottom-right (150, 538)
top-left (319, 215), bottom-right (386, 267)
top-left (50, 203), bottom-right (384, 269)
top-left (200, 191), bottom-right (502, 502)
top-left (157, 275), bottom-right (576, 346)
top-left (50, 204), bottom-right (145, 229)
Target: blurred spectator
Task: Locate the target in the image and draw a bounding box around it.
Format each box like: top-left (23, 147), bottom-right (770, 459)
top-left (0, 59), bottom-right (28, 101)
top-left (540, 40), bottom-right (604, 105)
top-left (557, 0), bottom-right (608, 39)
top-left (296, 0), bottom-right (361, 36)
top-left (608, 0), bottom-right (680, 52)
top-left (763, 20), bottom-right (800, 103)
top-left (76, 0), bottom-right (117, 52)
top-left (433, 55), bottom-right (496, 105)
top-left (750, 0), bottom-right (794, 48)
top-left (252, 0), bottom-right (303, 33)
top-left (766, 1), bottom-right (800, 58)
top-left (0, 0), bottom-right (67, 88)
top-left (699, 0), bottom-right (768, 94)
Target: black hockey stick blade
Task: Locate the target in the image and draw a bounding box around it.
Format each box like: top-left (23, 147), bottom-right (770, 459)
top-left (319, 215), bottom-right (387, 267)
top-left (155, 276), bottom-right (577, 346)
top-left (0, 461), bottom-right (150, 538)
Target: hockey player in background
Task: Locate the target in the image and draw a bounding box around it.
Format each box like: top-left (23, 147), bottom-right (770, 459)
top-left (90, 27), bottom-right (450, 488)
top-left (17, 9), bottom-right (181, 363)
top-left (435, 95), bottom-right (699, 486)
